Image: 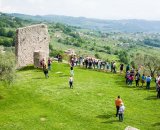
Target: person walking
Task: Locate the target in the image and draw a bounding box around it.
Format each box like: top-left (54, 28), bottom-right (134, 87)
top-left (118, 103), bottom-right (125, 122)
top-left (155, 74), bottom-right (160, 91)
top-left (120, 64), bottom-right (124, 74)
top-left (125, 70), bottom-right (130, 85)
top-left (70, 66), bottom-right (74, 76)
top-left (135, 70), bottom-right (141, 87)
top-left (126, 64), bottom-right (130, 72)
top-left (115, 96), bottom-right (123, 117)
top-left (43, 64), bottom-right (49, 78)
top-left (113, 62), bottom-right (116, 73)
top-left (48, 58), bottom-right (52, 70)
top-left (128, 74), bottom-right (134, 86)
top-left (146, 75), bottom-right (151, 89)
top-left (141, 74), bottom-right (146, 87)
top-left (157, 80), bottom-right (160, 98)
top-left (69, 76), bottom-right (73, 89)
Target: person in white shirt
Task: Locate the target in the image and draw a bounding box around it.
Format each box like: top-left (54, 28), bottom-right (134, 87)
top-left (118, 103), bottom-right (125, 122)
top-left (69, 76), bottom-right (73, 89)
top-left (70, 66), bottom-right (74, 76)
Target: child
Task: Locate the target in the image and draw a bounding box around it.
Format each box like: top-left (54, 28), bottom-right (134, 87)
top-left (43, 64), bottom-right (49, 78)
top-left (118, 103), bottom-right (125, 122)
top-left (48, 58), bottom-right (52, 70)
top-left (129, 74), bottom-right (134, 86)
top-left (69, 76), bottom-right (73, 89)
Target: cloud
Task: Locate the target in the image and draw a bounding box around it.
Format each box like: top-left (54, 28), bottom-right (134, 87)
top-left (0, 0), bottom-right (160, 20)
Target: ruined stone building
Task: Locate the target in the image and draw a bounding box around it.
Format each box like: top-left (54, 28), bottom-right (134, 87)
top-left (15, 24), bottom-right (50, 68)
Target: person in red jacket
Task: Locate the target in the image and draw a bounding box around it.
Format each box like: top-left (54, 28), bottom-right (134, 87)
top-left (115, 96), bottom-right (123, 117)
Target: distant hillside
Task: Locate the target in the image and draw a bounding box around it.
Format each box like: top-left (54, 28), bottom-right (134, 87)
top-left (9, 13), bottom-right (160, 33)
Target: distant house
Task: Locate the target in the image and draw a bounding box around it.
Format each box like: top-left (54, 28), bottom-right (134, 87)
top-left (54, 32), bottom-right (62, 38)
top-left (64, 49), bottom-right (76, 55)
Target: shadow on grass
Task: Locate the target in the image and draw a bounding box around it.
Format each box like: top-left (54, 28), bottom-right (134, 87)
top-left (101, 120), bottom-right (119, 124)
top-left (96, 114), bottom-right (113, 119)
top-left (18, 65), bottom-right (35, 71)
top-left (32, 77), bottom-right (45, 79)
top-left (118, 85), bottom-right (134, 89)
top-left (63, 64), bottom-right (70, 67)
top-left (96, 113), bottom-right (120, 124)
top-left (0, 95), bottom-right (4, 100)
top-left (152, 122), bottom-right (160, 126)
top-left (77, 67), bottom-right (112, 74)
top-left (118, 82), bottom-right (157, 92)
top-left (59, 74), bottom-right (69, 77)
top-left (57, 87), bottom-right (69, 89)
top-left (144, 95), bottom-right (158, 100)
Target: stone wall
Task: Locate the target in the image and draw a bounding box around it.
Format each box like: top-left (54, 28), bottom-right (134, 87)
top-left (15, 24), bottom-right (49, 68)
top-left (34, 51), bottom-right (46, 68)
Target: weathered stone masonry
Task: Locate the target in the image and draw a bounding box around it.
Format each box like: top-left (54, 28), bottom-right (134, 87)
top-left (15, 24), bottom-right (49, 68)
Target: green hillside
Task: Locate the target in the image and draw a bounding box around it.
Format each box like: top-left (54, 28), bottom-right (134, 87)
top-left (0, 12), bottom-right (40, 47)
top-left (10, 13), bottom-right (160, 33)
top-left (0, 63), bottom-right (159, 130)
top-left (1, 12), bottom-right (160, 75)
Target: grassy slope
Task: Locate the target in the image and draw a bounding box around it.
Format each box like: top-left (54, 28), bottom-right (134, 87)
top-left (0, 63), bottom-right (160, 130)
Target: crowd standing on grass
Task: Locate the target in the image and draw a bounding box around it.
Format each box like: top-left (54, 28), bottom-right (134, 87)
top-left (68, 55), bottom-right (160, 98)
top-left (42, 54), bottom-right (160, 99)
top-left (69, 55), bottom-right (118, 73)
top-left (39, 54), bottom-right (160, 97)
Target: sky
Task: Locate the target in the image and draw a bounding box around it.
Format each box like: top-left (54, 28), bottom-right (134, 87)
top-left (0, 0), bottom-right (160, 20)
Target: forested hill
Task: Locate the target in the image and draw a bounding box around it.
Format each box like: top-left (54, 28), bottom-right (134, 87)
top-left (9, 13), bottom-right (160, 33)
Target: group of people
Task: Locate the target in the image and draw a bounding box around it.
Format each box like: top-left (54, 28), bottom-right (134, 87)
top-left (70, 55), bottom-right (160, 97)
top-left (125, 69), bottom-right (142, 87)
top-left (70, 56), bottom-right (118, 73)
top-left (39, 56), bottom-right (74, 89)
top-left (125, 64), bottom-right (160, 98)
top-left (39, 55), bottom-right (160, 123)
top-left (40, 58), bottom-right (52, 78)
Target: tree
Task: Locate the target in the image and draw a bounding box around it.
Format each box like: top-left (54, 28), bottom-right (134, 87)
top-left (134, 53), bottom-right (160, 77)
top-left (144, 55), bottom-right (160, 77)
top-left (7, 30), bottom-right (15, 38)
top-left (0, 38), bottom-right (13, 47)
top-left (49, 49), bottom-right (64, 58)
top-left (118, 51), bottom-right (129, 64)
top-left (0, 52), bottom-right (16, 85)
top-left (0, 28), bottom-right (6, 36)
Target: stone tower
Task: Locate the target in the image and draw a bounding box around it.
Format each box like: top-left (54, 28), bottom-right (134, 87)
top-left (15, 24), bottom-right (50, 68)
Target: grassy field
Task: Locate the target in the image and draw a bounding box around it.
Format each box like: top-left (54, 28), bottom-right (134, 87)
top-left (0, 62), bottom-right (160, 130)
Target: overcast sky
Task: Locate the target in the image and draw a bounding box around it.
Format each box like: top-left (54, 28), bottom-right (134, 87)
top-left (0, 0), bottom-right (160, 20)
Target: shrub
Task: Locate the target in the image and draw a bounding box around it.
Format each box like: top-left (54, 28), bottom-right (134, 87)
top-left (0, 52), bottom-right (16, 85)
top-left (50, 49), bottom-right (64, 58)
top-left (95, 53), bottom-right (101, 59)
top-left (118, 51), bottom-right (129, 64)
